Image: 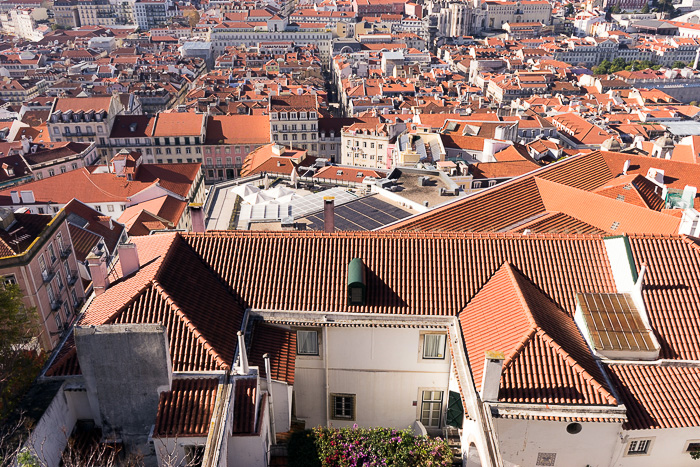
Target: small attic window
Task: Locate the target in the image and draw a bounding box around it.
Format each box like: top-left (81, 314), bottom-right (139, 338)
top-left (347, 258), bottom-right (366, 306)
top-left (610, 221), bottom-right (620, 230)
top-left (616, 194), bottom-right (625, 201)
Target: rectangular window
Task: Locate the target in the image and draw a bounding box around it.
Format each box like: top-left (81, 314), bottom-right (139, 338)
top-left (54, 273), bottom-right (63, 291)
top-left (627, 439), bottom-right (651, 455)
top-left (107, 205), bottom-right (114, 212)
top-left (420, 390), bottom-right (443, 427)
top-left (423, 334), bottom-right (446, 359)
top-left (686, 441), bottom-right (700, 453)
top-left (3, 274), bottom-right (16, 286)
top-left (297, 330), bottom-right (319, 355)
top-left (331, 393), bottom-right (355, 420)
top-left (95, 205), bottom-right (102, 212)
top-left (48, 244), bottom-right (57, 263)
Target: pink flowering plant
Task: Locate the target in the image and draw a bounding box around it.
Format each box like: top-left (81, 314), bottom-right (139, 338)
top-left (312, 425), bottom-right (453, 467)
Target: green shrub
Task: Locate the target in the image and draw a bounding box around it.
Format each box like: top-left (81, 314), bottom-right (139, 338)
top-left (288, 429), bottom-right (322, 467)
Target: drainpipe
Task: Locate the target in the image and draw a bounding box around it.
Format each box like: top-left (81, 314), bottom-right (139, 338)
top-left (264, 353), bottom-right (277, 445)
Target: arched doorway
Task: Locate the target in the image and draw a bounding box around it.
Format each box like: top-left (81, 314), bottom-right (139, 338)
top-left (465, 442), bottom-right (482, 467)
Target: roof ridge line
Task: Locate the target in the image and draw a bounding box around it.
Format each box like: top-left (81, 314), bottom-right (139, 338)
top-left (534, 328), bottom-right (618, 405)
top-left (151, 280), bottom-right (230, 369)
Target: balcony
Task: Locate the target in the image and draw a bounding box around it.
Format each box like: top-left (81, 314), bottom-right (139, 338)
top-left (60, 245), bottom-right (72, 259)
top-left (73, 296), bottom-right (84, 309)
top-left (67, 270), bottom-right (79, 286)
top-left (41, 266), bottom-right (55, 283)
top-left (50, 297), bottom-right (63, 311)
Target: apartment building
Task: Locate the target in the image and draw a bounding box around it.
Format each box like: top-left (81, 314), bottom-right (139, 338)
top-left (341, 119), bottom-right (400, 168)
top-left (131, 0), bottom-right (174, 30)
top-left (0, 207), bottom-right (84, 350)
top-left (269, 95), bottom-right (321, 157)
top-left (203, 114), bottom-right (271, 182)
top-left (47, 95), bottom-right (126, 163)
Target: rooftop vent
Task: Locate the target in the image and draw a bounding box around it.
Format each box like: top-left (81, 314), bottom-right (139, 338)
top-left (347, 258), bottom-right (366, 306)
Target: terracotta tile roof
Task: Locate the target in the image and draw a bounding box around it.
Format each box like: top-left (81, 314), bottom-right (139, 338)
top-left (535, 178), bottom-right (680, 235)
top-left (47, 234), bottom-right (244, 375)
top-left (64, 199), bottom-right (125, 256)
top-left (152, 113), bottom-right (205, 137)
top-left (205, 115), bottom-right (271, 145)
top-left (469, 160), bottom-right (539, 179)
top-left (109, 115), bottom-right (156, 139)
top-left (118, 195), bottom-right (185, 227)
top-left (607, 364), bottom-right (700, 429)
top-left (68, 224), bottom-right (102, 262)
top-left (181, 231), bottom-right (616, 318)
top-left (592, 174), bottom-right (666, 211)
top-left (628, 235), bottom-right (700, 361)
top-left (154, 378), bottom-right (219, 437)
top-left (384, 151), bottom-right (689, 232)
top-left (460, 263), bottom-right (617, 406)
top-left (0, 164), bottom-right (199, 205)
top-left (135, 163), bottom-right (201, 198)
top-left (232, 377), bottom-right (258, 434)
top-left (248, 322), bottom-right (296, 385)
top-left (514, 212), bottom-right (605, 235)
top-left (53, 96), bottom-right (113, 113)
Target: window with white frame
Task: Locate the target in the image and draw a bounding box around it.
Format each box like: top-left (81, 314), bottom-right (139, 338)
top-left (420, 390), bottom-right (443, 427)
top-left (297, 330), bottom-right (318, 355)
top-left (423, 333), bottom-right (446, 359)
top-left (331, 393), bottom-right (355, 420)
top-left (627, 439), bottom-right (652, 455)
top-left (3, 274), bottom-right (16, 286)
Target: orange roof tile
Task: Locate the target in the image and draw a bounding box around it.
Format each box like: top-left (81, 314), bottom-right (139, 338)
top-left (460, 263), bottom-right (617, 406)
top-left (608, 364), bottom-right (700, 429)
top-left (154, 378), bottom-right (219, 437)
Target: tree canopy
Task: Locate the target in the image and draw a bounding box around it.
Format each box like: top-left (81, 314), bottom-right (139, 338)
top-left (0, 281), bottom-right (43, 420)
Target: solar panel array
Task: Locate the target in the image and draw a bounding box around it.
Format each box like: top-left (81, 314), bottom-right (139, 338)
top-left (304, 195), bottom-right (413, 231)
top-left (577, 292), bottom-right (656, 352)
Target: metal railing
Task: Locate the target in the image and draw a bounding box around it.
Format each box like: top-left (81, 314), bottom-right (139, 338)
top-left (41, 266), bottom-right (55, 283)
top-left (60, 245), bottom-right (72, 259)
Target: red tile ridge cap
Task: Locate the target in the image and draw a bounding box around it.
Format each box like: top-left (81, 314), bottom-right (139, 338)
top-left (535, 328), bottom-right (617, 405)
top-left (184, 230), bottom-right (613, 240)
top-left (151, 280), bottom-right (232, 369)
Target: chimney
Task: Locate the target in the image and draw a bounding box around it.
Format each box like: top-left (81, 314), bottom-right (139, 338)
top-left (323, 197), bottom-right (335, 233)
top-left (87, 251), bottom-right (110, 296)
top-left (480, 351), bottom-right (504, 402)
top-left (10, 190), bottom-right (20, 204)
top-left (20, 136), bottom-right (29, 154)
top-left (263, 353), bottom-right (277, 444)
top-left (237, 331), bottom-right (249, 375)
top-left (190, 206), bottom-right (205, 233)
top-left (118, 243), bottom-right (140, 278)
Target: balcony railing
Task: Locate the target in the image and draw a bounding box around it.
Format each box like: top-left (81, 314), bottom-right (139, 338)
top-left (60, 245), bottom-right (72, 259)
top-left (41, 266), bottom-right (55, 283)
top-left (50, 298), bottom-right (63, 311)
top-left (67, 270), bottom-right (79, 286)
top-left (73, 296), bottom-right (84, 309)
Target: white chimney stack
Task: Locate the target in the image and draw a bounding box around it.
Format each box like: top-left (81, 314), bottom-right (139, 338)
top-left (118, 243), bottom-right (140, 278)
top-left (237, 331), bottom-right (250, 375)
top-left (481, 351), bottom-right (505, 402)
